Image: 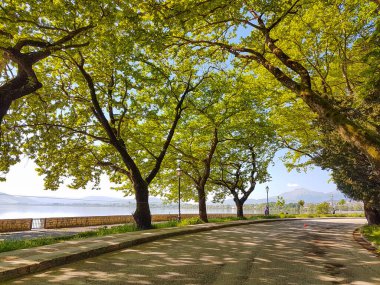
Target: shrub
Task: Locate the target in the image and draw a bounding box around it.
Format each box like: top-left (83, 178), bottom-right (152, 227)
top-left (178, 217), bottom-right (204, 226)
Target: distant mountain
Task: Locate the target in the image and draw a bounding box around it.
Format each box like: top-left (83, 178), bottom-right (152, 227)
top-left (1, 188), bottom-right (347, 207)
top-left (0, 192), bottom-right (164, 206)
top-left (280, 188), bottom-right (345, 203)
top-left (0, 192), bottom-right (35, 204)
top-left (223, 188), bottom-right (346, 205)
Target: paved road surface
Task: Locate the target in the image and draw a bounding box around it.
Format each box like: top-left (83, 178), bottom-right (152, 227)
top-left (6, 218), bottom-right (380, 285)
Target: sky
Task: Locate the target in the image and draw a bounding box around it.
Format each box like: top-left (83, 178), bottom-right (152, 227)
top-left (0, 154), bottom-right (338, 200)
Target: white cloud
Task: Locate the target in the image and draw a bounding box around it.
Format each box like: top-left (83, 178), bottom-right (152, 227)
top-left (287, 183), bottom-right (299, 187)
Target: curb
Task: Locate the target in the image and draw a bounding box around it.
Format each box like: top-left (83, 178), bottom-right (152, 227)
top-left (352, 227), bottom-right (380, 257)
top-left (0, 218), bottom-right (301, 282)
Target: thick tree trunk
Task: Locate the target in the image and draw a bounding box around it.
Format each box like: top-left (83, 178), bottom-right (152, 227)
top-left (132, 181), bottom-right (152, 229)
top-left (364, 200), bottom-right (380, 225)
top-left (197, 187), bottom-right (208, 222)
top-left (235, 200), bottom-right (244, 218)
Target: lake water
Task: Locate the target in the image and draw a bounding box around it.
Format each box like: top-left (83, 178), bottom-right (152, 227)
top-left (0, 205), bottom-right (253, 219)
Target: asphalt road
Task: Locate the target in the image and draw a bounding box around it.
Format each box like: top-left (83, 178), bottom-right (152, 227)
top-left (6, 218), bottom-right (380, 285)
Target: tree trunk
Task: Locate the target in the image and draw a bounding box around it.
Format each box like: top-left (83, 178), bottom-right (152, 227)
top-left (0, 95), bottom-right (12, 125)
top-left (235, 200), bottom-right (244, 218)
top-left (197, 186), bottom-right (208, 222)
top-left (364, 200), bottom-right (380, 225)
top-left (132, 181), bottom-right (152, 229)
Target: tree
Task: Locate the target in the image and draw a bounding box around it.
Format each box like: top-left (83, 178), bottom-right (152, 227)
top-left (8, 4), bottom-right (208, 229)
top-left (150, 1), bottom-right (380, 223)
top-left (276, 196), bottom-right (285, 213)
top-left (154, 73), bottom-right (248, 222)
top-left (211, 117), bottom-right (277, 218)
top-left (316, 202), bottom-right (330, 214)
top-left (337, 199), bottom-right (346, 213)
top-left (298, 200), bottom-right (305, 214)
top-left (160, 0), bottom-right (380, 174)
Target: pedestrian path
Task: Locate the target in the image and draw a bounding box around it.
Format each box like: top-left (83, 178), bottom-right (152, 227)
top-left (0, 219), bottom-right (286, 282)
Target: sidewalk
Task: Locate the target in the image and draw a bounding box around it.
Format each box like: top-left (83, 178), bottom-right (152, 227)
top-left (0, 218), bottom-right (289, 282)
top-left (0, 224), bottom-right (125, 241)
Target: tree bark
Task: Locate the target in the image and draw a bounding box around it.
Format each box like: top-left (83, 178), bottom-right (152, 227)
top-left (235, 200), bottom-right (244, 218)
top-left (364, 200), bottom-right (380, 225)
top-left (132, 180), bottom-right (152, 229)
top-left (197, 186), bottom-right (208, 222)
top-left (0, 70), bottom-right (42, 124)
top-left (0, 96), bottom-right (12, 124)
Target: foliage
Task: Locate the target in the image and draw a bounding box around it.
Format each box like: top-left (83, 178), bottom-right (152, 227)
top-left (337, 199), bottom-right (346, 207)
top-left (152, 0), bottom-right (380, 222)
top-left (178, 217), bottom-right (205, 226)
top-left (361, 225), bottom-right (380, 250)
top-left (316, 202), bottom-right (331, 214)
top-left (298, 200), bottom-right (305, 208)
top-left (0, 0), bottom-right (379, 226)
top-left (0, 0), bottom-right (98, 178)
top-left (276, 196), bottom-right (285, 209)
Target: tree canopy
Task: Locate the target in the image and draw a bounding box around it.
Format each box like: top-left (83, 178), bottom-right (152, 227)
top-left (1, 0), bottom-right (379, 225)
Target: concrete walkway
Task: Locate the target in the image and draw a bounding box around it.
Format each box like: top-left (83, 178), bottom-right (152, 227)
top-left (0, 219), bottom-right (289, 282)
top-left (0, 219), bottom-right (376, 284)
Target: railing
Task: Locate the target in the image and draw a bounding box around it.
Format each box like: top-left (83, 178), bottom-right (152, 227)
top-left (31, 218), bottom-right (45, 230)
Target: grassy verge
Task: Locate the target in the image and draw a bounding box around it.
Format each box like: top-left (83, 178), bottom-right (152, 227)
top-left (0, 213), bottom-right (364, 254)
top-left (361, 225), bottom-right (380, 250)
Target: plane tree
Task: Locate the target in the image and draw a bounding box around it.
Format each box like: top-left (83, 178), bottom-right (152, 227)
top-left (211, 130), bottom-right (277, 218)
top-left (150, 0), bottom-right (380, 190)
top-left (153, 75), bottom-right (237, 222)
top-left (8, 8), bottom-right (209, 229)
top-left (0, 0), bottom-right (111, 180)
top-left (153, 73), bottom-right (273, 221)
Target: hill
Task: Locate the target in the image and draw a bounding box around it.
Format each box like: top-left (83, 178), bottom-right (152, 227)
top-left (223, 188), bottom-right (346, 205)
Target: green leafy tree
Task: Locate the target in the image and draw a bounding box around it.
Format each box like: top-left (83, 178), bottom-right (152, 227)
top-left (276, 196), bottom-right (285, 213)
top-left (160, 0), bottom-right (380, 174)
top-left (211, 118), bottom-right (277, 218)
top-left (298, 200), bottom-right (305, 214)
top-left (337, 199), bottom-right (346, 213)
top-left (316, 202), bottom-right (331, 214)
top-left (8, 4), bottom-right (208, 229)
top-left (154, 73), bottom-right (248, 222)
top-left (151, 0), bottom-right (380, 222)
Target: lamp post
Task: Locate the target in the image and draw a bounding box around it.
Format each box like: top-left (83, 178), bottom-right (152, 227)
top-left (176, 165), bottom-right (182, 222)
top-left (266, 186), bottom-right (269, 215)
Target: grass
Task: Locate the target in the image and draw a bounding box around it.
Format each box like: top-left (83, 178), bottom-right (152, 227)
top-left (361, 225), bottom-right (380, 250)
top-left (0, 213), bottom-right (365, 254)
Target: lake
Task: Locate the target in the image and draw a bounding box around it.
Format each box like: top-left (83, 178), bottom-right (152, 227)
top-left (0, 204), bottom-right (255, 219)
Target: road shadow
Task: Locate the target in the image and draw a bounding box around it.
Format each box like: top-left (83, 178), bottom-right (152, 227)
top-left (5, 219), bottom-right (380, 285)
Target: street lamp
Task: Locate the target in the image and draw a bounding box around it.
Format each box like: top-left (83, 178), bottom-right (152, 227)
top-left (176, 164), bottom-right (182, 222)
top-left (265, 186), bottom-right (270, 215)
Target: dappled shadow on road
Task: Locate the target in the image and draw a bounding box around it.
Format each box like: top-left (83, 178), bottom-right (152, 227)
top-left (6, 219), bottom-right (380, 285)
